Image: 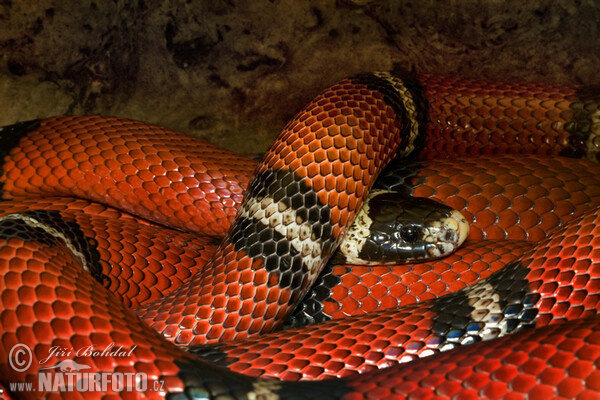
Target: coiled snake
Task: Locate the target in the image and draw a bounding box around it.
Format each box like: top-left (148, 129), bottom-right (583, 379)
top-left (1, 69), bottom-right (600, 399)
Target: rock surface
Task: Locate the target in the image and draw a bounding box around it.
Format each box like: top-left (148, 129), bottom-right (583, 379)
top-left (1, 0), bottom-right (599, 153)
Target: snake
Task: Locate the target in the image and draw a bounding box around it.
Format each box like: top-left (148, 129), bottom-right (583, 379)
top-left (1, 68), bottom-right (600, 399)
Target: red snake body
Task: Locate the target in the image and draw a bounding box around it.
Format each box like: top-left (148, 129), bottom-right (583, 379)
top-left (0, 70), bottom-right (600, 399)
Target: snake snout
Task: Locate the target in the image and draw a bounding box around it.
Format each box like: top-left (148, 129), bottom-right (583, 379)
top-left (423, 209), bottom-right (470, 258)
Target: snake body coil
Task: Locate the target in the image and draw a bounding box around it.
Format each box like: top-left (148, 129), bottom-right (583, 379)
top-left (0, 69), bottom-right (600, 399)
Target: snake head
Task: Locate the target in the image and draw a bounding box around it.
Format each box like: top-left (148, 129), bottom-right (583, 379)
top-left (333, 190), bottom-right (469, 265)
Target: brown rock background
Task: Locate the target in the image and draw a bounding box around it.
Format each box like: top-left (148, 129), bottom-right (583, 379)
top-left (1, 0), bottom-right (599, 153)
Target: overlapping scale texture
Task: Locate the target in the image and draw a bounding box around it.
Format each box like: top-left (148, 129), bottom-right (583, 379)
top-left (0, 116), bottom-right (254, 237)
top-left (137, 76), bottom-right (408, 346)
top-left (0, 198), bottom-right (215, 308)
top-left (288, 154), bottom-right (600, 326)
top-left (193, 206), bottom-right (600, 382)
top-left (0, 227), bottom-right (194, 399)
top-left (258, 78), bottom-right (407, 235)
top-left (0, 71), bottom-right (600, 399)
top-left (340, 315), bottom-right (600, 400)
top-left (417, 73), bottom-right (600, 160)
top-left (286, 239), bottom-right (532, 327)
top-left (378, 154), bottom-right (600, 240)
top-left (526, 208), bottom-right (600, 327)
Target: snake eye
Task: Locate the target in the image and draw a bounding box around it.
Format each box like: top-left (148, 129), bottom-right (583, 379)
top-left (400, 225), bottom-right (420, 243)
